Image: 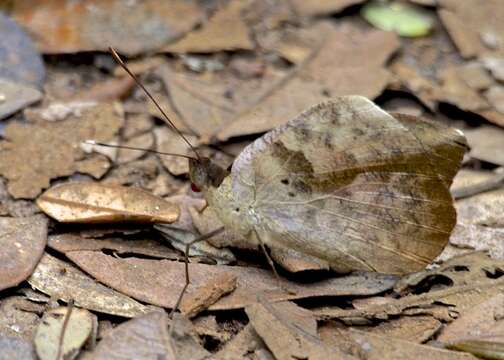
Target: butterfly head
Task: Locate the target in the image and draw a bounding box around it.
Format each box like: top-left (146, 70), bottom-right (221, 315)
top-left (189, 157), bottom-right (228, 192)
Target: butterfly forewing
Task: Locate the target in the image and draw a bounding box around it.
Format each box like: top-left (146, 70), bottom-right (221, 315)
top-left (227, 96), bottom-right (465, 274)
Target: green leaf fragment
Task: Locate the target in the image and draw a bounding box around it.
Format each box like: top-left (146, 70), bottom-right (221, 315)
top-left (361, 1), bottom-right (433, 37)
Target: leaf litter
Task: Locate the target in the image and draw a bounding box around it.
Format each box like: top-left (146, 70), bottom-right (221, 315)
top-left (2, 1), bottom-right (504, 358)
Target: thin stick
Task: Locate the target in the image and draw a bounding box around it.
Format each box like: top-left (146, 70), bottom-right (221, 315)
top-left (109, 47), bottom-right (200, 160)
top-left (56, 299), bottom-right (75, 360)
top-left (169, 227), bottom-right (226, 318)
top-left (85, 140), bottom-right (196, 160)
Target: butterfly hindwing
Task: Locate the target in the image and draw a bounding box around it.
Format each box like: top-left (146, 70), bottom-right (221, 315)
top-left (228, 96), bottom-right (465, 274)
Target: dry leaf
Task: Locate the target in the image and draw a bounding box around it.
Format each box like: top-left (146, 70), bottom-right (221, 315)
top-left (436, 224), bottom-right (504, 263)
top-left (246, 300), bottom-right (354, 360)
top-left (117, 132), bottom-right (154, 164)
top-left (28, 253), bottom-right (152, 318)
top-left (0, 79), bottom-right (42, 120)
top-left (48, 233), bottom-right (181, 261)
top-left (36, 182), bottom-right (179, 223)
top-left (0, 216), bottom-right (47, 291)
top-left (438, 293), bottom-right (504, 344)
top-left (0, 296), bottom-right (44, 341)
top-left (0, 103), bottom-right (123, 199)
top-left (180, 272), bottom-right (237, 318)
top-left (90, 311), bottom-right (211, 359)
top-left (35, 306), bottom-right (96, 360)
top-left (290, 0), bottom-right (365, 17)
top-left (9, 0), bottom-right (204, 55)
top-left (217, 23), bottom-right (400, 140)
top-left (315, 253), bottom-right (504, 322)
top-left (216, 323), bottom-right (268, 359)
top-left (154, 127), bottom-right (199, 176)
top-left (72, 76), bottom-right (135, 102)
top-left (65, 250), bottom-right (398, 310)
top-left (320, 328), bottom-right (477, 359)
top-left (0, 335), bottom-right (36, 360)
top-left (464, 125), bottom-right (504, 166)
top-left (165, 1), bottom-right (254, 53)
top-left (438, 0), bottom-right (504, 59)
top-left (456, 188), bottom-right (504, 227)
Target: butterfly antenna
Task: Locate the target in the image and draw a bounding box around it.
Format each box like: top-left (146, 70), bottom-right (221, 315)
top-left (109, 47), bottom-right (201, 160)
top-left (85, 140), bottom-right (196, 160)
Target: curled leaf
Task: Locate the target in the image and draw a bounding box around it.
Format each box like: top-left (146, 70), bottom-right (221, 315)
top-left (36, 182), bottom-right (179, 223)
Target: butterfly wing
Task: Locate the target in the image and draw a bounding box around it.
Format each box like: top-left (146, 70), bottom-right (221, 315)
top-left (230, 96), bottom-right (466, 274)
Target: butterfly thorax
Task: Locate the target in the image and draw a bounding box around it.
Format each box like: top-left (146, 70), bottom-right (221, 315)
top-left (189, 158), bottom-right (256, 238)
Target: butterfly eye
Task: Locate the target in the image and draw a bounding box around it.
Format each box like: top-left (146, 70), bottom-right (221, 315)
top-left (191, 183), bottom-right (201, 192)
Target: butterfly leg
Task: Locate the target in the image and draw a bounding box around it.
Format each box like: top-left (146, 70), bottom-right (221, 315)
top-left (254, 230), bottom-right (296, 295)
top-left (169, 226), bottom-right (226, 318)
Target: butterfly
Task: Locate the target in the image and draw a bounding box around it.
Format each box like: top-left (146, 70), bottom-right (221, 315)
top-left (188, 96), bottom-right (467, 275)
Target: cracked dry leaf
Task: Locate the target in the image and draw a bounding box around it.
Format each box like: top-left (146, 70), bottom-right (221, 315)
top-left (246, 300), bottom-right (353, 360)
top-left (91, 311), bottom-right (211, 360)
top-left (0, 103), bottom-right (123, 199)
top-left (165, 1), bottom-right (254, 53)
top-left (0, 216), bottom-right (47, 291)
top-left (314, 253), bottom-right (504, 323)
top-left (28, 253), bottom-right (152, 318)
top-left (48, 233), bottom-right (181, 261)
top-left (439, 293), bottom-right (504, 345)
top-left (322, 315), bottom-right (442, 343)
top-left (36, 182), bottom-right (179, 224)
top-left (35, 306), bottom-right (96, 360)
top-left (65, 250), bottom-right (397, 310)
top-left (456, 188), bottom-right (504, 227)
top-left (117, 132), bottom-right (154, 164)
top-left (217, 23), bottom-right (399, 140)
top-left (9, 0), bottom-right (204, 56)
top-left (180, 272), bottom-right (237, 318)
top-left (320, 328), bottom-right (477, 360)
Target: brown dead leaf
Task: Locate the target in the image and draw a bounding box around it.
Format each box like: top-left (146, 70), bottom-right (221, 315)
top-left (0, 296), bottom-right (45, 341)
top-left (0, 216), bottom-right (47, 291)
top-left (436, 224), bottom-right (504, 263)
top-left (9, 0), bottom-right (204, 55)
top-left (35, 306), bottom-right (96, 360)
top-left (0, 335), bottom-right (36, 360)
top-left (165, 1), bottom-right (254, 53)
top-left (65, 250), bottom-right (398, 310)
top-left (439, 293), bottom-right (504, 344)
top-left (320, 328), bottom-right (477, 359)
top-left (330, 315), bottom-right (442, 343)
top-left (48, 233), bottom-right (181, 261)
top-left (155, 127), bottom-right (199, 175)
top-left (439, 0), bottom-right (504, 59)
top-left (0, 79), bottom-right (42, 120)
top-left (456, 188), bottom-right (504, 227)
top-left (90, 311), bottom-right (211, 359)
top-left (180, 272), bottom-right (237, 318)
top-left (0, 103), bottom-right (123, 199)
top-left (246, 300), bottom-right (354, 360)
top-left (36, 182), bottom-right (179, 223)
top-left (117, 132), bottom-right (154, 164)
top-left (216, 323), bottom-right (268, 359)
top-left (464, 125), bottom-right (504, 166)
top-left (122, 113), bottom-right (154, 140)
top-left (73, 76), bottom-right (135, 102)
top-left (75, 154), bottom-right (110, 179)
top-left (27, 253), bottom-right (152, 318)
top-left (217, 22), bottom-right (399, 140)
top-left (315, 253), bottom-right (504, 323)
top-left (290, 0), bottom-right (365, 17)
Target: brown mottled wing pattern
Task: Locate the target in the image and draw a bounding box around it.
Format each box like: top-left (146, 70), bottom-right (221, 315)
top-left (231, 96), bottom-right (466, 274)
